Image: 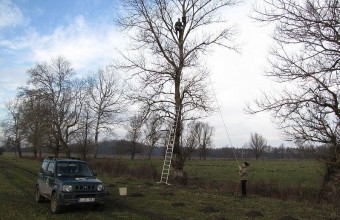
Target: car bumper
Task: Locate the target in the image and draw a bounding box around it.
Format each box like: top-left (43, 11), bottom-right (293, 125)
top-left (58, 191), bottom-right (106, 206)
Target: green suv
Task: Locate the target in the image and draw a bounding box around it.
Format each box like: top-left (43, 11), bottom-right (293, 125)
top-left (35, 157), bottom-right (106, 213)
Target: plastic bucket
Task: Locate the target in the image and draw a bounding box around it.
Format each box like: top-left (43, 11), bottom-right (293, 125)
top-left (119, 187), bottom-right (127, 196)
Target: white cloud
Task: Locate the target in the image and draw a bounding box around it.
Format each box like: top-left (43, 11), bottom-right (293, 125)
top-left (23, 15), bottom-right (122, 71)
top-left (0, 0), bottom-right (24, 29)
top-left (1, 14), bottom-right (125, 73)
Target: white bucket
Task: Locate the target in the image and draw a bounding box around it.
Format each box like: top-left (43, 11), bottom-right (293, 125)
top-left (119, 187), bottom-right (127, 196)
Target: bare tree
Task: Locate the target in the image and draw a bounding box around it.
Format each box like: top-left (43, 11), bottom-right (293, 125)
top-left (195, 121), bottom-right (214, 160)
top-left (144, 113), bottom-right (163, 159)
top-left (248, 132), bottom-right (267, 160)
top-left (75, 104), bottom-right (94, 160)
top-left (2, 98), bottom-right (26, 158)
top-left (18, 88), bottom-right (50, 159)
top-left (126, 114), bottom-right (144, 159)
top-left (72, 78), bottom-right (95, 160)
top-left (116, 0), bottom-right (240, 183)
top-left (88, 66), bottom-right (126, 158)
top-left (248, 0), bottom-right (340, 201)
top-left (179, 121), bottom-right (200, 164)
top-left (27, 57), bottom-right (81, 157)
top-left (172, 121), bottom-right (212, 163)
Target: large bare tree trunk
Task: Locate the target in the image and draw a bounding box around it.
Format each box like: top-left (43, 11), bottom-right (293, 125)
top-left (319, 162), bottom-right (340, 215)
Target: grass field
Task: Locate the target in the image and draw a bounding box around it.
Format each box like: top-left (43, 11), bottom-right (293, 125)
top-left (0, 156), bottom-right (337, 220)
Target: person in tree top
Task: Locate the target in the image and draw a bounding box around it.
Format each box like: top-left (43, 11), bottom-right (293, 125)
top-left (174, 18), bottom-right (183, 36)
top-left (239, 161), bottom-right (250, 197)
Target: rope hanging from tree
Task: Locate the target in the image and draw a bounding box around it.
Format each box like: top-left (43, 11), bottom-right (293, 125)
top-left (208, 75), bottom-right (240, 164)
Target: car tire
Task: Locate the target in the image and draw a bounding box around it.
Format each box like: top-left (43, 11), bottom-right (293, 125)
top-left (35, 185), bottom-right (44, 203)
top-left (51, 192), bottom-right (61, 214)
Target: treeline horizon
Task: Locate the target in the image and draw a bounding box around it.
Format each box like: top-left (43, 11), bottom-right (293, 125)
top-left (1, 139), bottom-right (316, 160)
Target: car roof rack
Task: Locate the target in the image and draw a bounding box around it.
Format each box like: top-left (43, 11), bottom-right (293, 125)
top-left (44, 156), bottom-right (83, 161)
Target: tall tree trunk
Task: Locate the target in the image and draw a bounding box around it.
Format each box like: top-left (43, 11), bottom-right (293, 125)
top-left (64, 147), bottom-right (71, 157)
top-left (131, 142), bottom-right (136, 159)
top-left (93, 118), bottom-right (100, 159)
top-left (33, 147), bottom-right (37, 158)
top-left (17, 145), bottom-right (22, 158)
top-left (172, 70), bottom-right (187, 185)
top-left (319, 162), bottom-right (340, 215)
top-left (148, 145), bottom-right (154, 160)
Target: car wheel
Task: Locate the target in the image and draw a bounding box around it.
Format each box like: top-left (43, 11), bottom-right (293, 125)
top-left (35, 185), bottom-right (44, 203)
top-left (51, 192), bottom-right (61, 214)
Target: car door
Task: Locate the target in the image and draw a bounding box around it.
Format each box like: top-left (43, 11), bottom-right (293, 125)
top-left (45, 162), bottom-right (55, 197)
top-left (37, 161), bottom-right (49, 195)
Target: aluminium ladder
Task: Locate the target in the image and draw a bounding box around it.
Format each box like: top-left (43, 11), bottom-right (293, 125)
top-left (158, 107), bottom-right (180, 185)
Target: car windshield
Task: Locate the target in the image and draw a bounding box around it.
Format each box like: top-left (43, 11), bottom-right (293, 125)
top-left (56, 162), bottom-right (93, 177)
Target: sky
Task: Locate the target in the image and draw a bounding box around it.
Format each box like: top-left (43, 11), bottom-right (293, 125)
top-left (0, 0), bottom-right (289, 148)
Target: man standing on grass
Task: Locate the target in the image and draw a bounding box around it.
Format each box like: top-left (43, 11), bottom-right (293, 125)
top-left (239, 162), bottom-right (250, 197)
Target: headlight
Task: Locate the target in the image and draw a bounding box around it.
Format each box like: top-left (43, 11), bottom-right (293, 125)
top-left (97, 184), bottom-right (104, 191)
top-left (62, 185), bottom-right (73, 192)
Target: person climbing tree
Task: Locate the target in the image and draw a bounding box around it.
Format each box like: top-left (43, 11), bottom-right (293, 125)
top-left (174, 18), bottom-right (183, 36)
top-left (182, 16), bottom-right (186, 26)
top-left (239, 162), bottom-right (250, 197)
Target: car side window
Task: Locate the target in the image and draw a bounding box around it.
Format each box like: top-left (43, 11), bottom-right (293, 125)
top-left (40, 161), bottom-right (49, 173)
top-left (47, 162), bottom-right (55, 175)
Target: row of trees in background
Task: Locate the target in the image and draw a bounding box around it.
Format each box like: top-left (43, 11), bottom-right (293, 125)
top-left (0, 137), bottom-right (316, 160)
top-left (1, 57), bottom-right (125, 159)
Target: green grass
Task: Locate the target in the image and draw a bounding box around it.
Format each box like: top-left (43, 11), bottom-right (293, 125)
top-left (0, 156), bottom-right (337, 220)
top-left (90, 157), bottom-right (324, 188)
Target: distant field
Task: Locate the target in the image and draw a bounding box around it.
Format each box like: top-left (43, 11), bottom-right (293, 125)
top-left (0, 156), bottom-right (336, 220)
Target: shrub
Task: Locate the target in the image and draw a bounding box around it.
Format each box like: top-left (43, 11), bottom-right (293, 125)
top-left (130, 163), bottom-right (158, 180)
top-left (88, 159), bottom-right (158, 180)
top-left (88, 159), bottom-right (129, 177)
